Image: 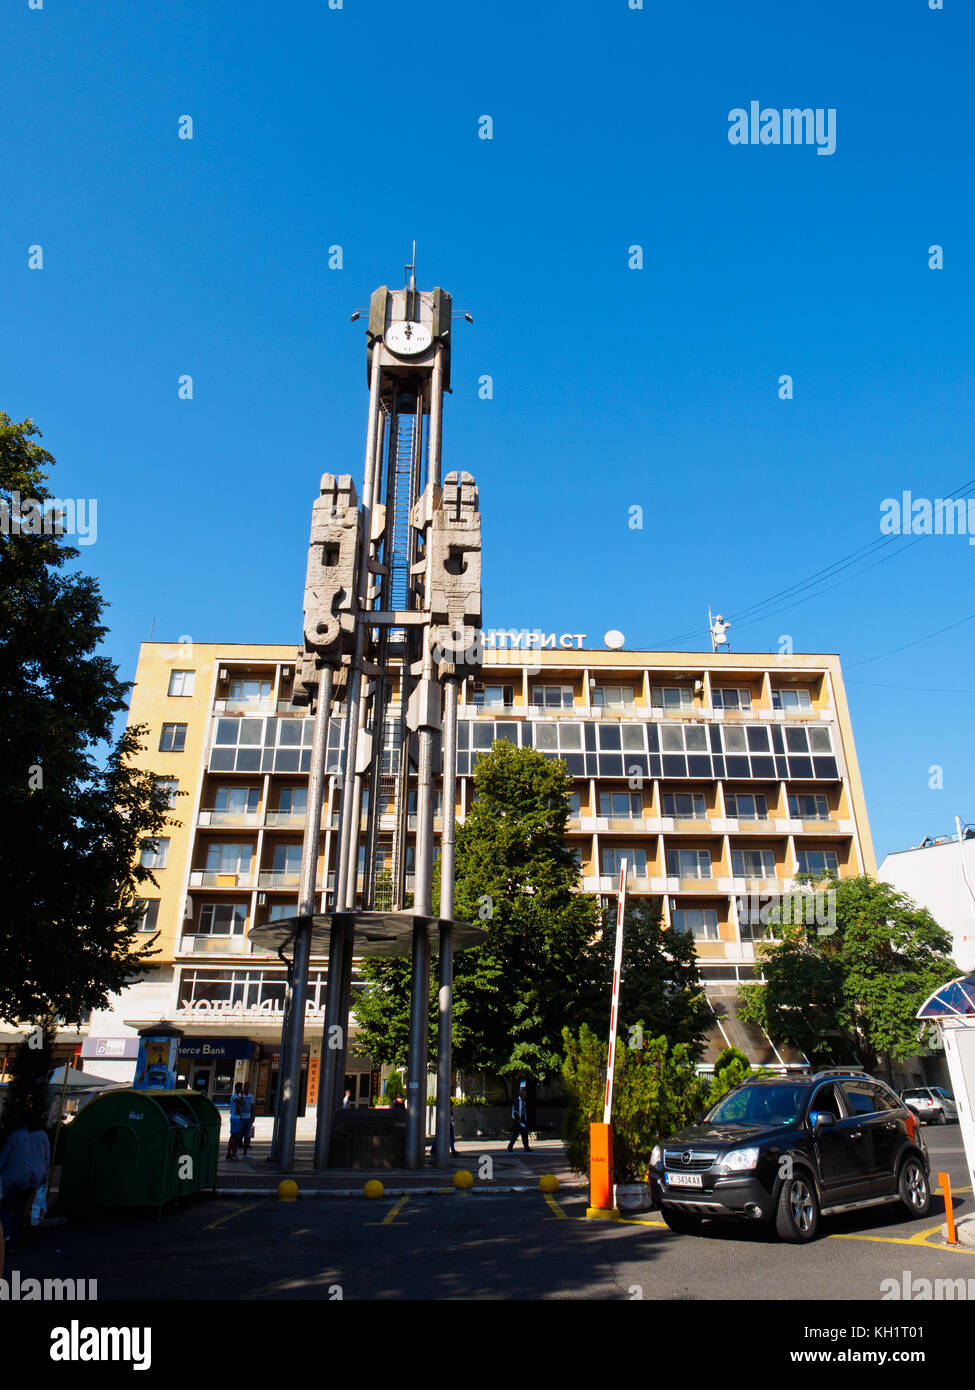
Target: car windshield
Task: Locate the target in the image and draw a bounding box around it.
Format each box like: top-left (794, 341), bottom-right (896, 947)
top-left (902, 1089), bottom-right (930, 1100)
top-left (706, 1083), bottom-right (807, 1127)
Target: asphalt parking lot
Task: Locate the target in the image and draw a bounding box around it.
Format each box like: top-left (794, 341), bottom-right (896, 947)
top-left (9, 1127), bottom-right (973, 1304)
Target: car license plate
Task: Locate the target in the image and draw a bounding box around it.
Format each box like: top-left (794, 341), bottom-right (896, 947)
top-left (666, 1173), bottom-right (703, 1187)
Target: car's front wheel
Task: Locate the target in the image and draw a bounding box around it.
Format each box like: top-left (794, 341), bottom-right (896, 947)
top-left (661, 1205), bottom-right (702, 1235)
top-left (898, 1157), bottom-right (931, 1217)
top-left (934, 1108), bottom-right (947, 1125)
top-left (776, 1172), bottom-right (819, 1242)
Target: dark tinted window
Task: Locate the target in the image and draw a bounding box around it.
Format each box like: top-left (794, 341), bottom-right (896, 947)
top-left (707, 1083), bottom-right (807, 1126)
top-left (841, 1080), bottom-right (881, 1116)
top-left (870, 1084), bottom-right (902, 1114)
top-left (808, 1082), bottom-right (844, 1120)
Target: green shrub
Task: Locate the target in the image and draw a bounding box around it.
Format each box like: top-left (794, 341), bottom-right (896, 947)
top-left (562, 1024), bottom-right (709, 1183)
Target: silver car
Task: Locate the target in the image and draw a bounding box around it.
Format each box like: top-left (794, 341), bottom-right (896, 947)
top-left (900, 1086), bottom-right (958, 1125)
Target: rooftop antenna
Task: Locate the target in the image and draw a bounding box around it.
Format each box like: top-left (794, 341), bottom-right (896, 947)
top-left (405, 240), bottom-right (417, 319)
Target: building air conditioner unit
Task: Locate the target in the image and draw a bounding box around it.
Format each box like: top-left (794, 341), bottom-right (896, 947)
top-left (219, 668), bottom-right (229, 681)
top-left (258, 892), bottom-right (267, 905)
top-left (281, 666), bottom-right (292, 678)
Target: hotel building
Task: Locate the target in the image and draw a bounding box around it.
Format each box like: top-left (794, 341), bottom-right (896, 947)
top-left (75, 635), bottom-right (876, 1114)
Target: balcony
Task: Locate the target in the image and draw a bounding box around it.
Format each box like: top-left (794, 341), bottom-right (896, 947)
top-left (593, 816), bottom-right (647, 833)
top-left (212, 698), bottom-right (276, 715)
top-left (189, 870), bottom-right (255, 889)
top-left (198, 809), bottom-right (262, 829)
top-left (178, 934), bottom-right (249, 956)
top-left (264, 810), bottom-right (308, 829)
top-left (661, 815), bottom-right (712, 833)
top-left (258, 871), bottom-right (302, 890)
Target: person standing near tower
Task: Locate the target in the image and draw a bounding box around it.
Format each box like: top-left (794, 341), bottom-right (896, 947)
top-left (507, 1081), bottom-right (530, 1153)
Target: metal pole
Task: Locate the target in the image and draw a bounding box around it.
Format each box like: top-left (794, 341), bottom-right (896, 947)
top-left (428, 342), bottom-right (444, 489)
top-left (434, 674), bottom-right (459, 1168)
top-left (405, 921), bottom-right (431, 1169)
top-left (313, 917), bottom-right (346, 1167)
top-left (278, 666), bottom-right (333, 1171)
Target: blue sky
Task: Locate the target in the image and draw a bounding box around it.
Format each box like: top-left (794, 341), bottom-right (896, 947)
top-left (2, 0), bottom-right (972, 863)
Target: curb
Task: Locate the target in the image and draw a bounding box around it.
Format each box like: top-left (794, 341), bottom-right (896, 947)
top-left (213, 1183), bottom-right (575, 1199)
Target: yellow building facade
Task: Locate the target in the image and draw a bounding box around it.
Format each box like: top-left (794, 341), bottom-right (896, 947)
top-left (79, 635), bottom-right (875, 1113)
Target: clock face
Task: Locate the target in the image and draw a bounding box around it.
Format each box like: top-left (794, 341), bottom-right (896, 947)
top-left (385, 320), bottom-right (432, 356)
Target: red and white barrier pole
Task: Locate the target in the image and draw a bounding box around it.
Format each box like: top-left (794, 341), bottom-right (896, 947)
top-left (588, 860), bottom-right (627, 1220)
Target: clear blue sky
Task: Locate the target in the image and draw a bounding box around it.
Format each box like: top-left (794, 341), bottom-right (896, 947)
top-left (2, 0), bottom-right (973, 863)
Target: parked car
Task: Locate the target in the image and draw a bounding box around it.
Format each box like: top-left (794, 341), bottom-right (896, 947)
top-left (648, 1068), bottom-right (930, 1243)
top-left (900, 1086), bottom-right (957, 1125)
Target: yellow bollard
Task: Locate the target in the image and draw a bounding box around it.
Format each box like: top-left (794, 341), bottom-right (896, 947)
top-left (277, 1179), bottom-right (299, 1202)
top-left (453, 1169), bottom-right (474, 1190)
top-left (363, 1179), bottom-right (385, 1200)
top-left (539, 1174), bottom-right (560, 1194)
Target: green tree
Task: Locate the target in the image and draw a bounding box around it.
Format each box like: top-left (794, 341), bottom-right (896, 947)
top-left (576, 895), bottom-right (711, 1056)
top-left (0, 413), bottom-right (173, 1025)
top-left (738, 876), bottom-right (957, 1077)
top-left (562, 1024), bottom-right (708, 1182)
top-left (0, 1025), bottom-right (53, 1139)
top-left (706, 1044), bottom-right (772, 1106)
top-left (352, 740), bottom-right (601, 1084)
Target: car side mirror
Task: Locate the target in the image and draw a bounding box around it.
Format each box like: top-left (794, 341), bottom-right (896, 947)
top-left (811, 1110), bottom-right (836, 1133)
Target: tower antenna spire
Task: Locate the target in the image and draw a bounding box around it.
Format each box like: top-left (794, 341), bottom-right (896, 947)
top-left (405, 240), bottom-right (416, 292)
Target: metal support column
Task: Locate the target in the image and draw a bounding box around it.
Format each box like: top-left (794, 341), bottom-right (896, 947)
top-left (278, 665), bottom-right (333, 1171)
top-left (313, 915), bottom-right (346, 1168)
top-left (405, 920), bottom-right (431, 1169)
top-left (434, 674), bottom-right (459, 1168)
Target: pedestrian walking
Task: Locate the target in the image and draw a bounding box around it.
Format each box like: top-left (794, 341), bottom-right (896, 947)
top-left (507, 1081), bottom-right (531, 1153)
top-left (0, 1115), bottom-right (47, 1253)
top-left (237, 1082), bottom-right (255, 1155)
top-left (226, 1083), bottom-right (243, 1160)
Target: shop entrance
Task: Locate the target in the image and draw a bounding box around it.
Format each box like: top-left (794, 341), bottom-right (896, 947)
top-left (175, 1058), bottom-right (235, 1106)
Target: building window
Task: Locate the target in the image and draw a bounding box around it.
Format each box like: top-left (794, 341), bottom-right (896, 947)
top-left (214, 786), bottom-right (260, 813)
top-left (796, 849), bottom-right (839, 878)
top-left (672, 908), bottom-right (720, 940)
top-left (228, 678), bottom-right (272, 703)
top-left (205, 842), bottom-right (254, 874)
top-left (567, 791), bottom-right (581, 818)
top-left (271, 843), bottom-right (303, 875)
top-left (731, 848), bottom-right (777, 879)
top-left (268, 900), bottom-right (299, 921)
top-left (533, 722), bottom-right (583, 753)
top-left (592, 685), bottom-right (634, 709)
top-left (211, 715), bottom-right (319, 774)
top-left (472, 682), bottom-right (513, 708)
top-left (278, 786), bottom-right (308, 813)
top-left (139, 838), bottom-right (169, 869)
top-left (662, 792), bottom-right (707, 818)
top-left (772, 688), bottom-right (812, 711)
top-left (713, 687), bottom-right (752, 711)
top-left (666, 847), bottom-right (711, 879)
top-left (198, 903), bottom-right (247, 936)
top-left (597, 791), bottom-right (642, 817)
top-left (785, 726), bottom-right (832, 755)
top-left (725, 793), bottom-right (768, 819)
top-left (160, 723), bottom-right (187, 752)
top-left (660, 724), bottom-right (709, 753)
top-left (168, 669), bottom-right (196, 697)
top-left (651, 686), bottom-right (692, 710)
top-left (531, 685), bottom-right (573, 709)
top-left (135, 899), bottom-right (160, 932)
top-left (601, 847), bottom-right (647, 877)
top-left (155, 777), bottom-right (180, 808)
top-left (788, 793), bottom-right (829, 819)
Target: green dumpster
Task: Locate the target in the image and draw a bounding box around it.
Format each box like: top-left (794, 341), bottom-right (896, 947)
top-left (60, 1088), bottom-right (220, 1217)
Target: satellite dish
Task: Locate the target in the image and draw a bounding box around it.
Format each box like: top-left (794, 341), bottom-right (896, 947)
top-left (604, 630), bottom-right (625, 650)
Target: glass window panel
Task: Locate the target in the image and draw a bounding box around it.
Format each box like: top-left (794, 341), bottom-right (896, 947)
top-left (473, 723), bottom-right (494, 749)
top-left (723, 727), bottom-right (746, 752)
top-left (597, 725), bottom-right (621, 750)
top-left (785, 728), bottom-right (809, 752)
top-left (808, 727), bottom-right (832, 753)
top-left (278, 720), bottom-right (302, 747)
top-left (621, 725), bottom-right (644, 751)
top-left (684, 726), bottom-right (707, 752)
top-left (746, 727), bottom-right (770, 751)
top-left (661, 726), bottom-right (683, 752)
top-left (560, 723), bottom-right (582, 750)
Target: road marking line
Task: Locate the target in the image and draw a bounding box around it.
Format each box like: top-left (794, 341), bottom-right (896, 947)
top-left (204, 1201), bottom-right (261, 1231)
top-left (382, 1196), bottom-right (410, 1225)
top-left (542, 1193), bottom-right (566, 1219)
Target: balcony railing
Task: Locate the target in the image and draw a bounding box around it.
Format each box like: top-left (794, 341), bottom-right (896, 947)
top-left (198, 809), bottom-right (262, 828)
top-left (212, 698), bottom-right (276, 715)
top-left (189, 870), bottom-right (256, 889)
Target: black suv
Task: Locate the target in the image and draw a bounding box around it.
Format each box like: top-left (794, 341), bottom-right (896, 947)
top-left (648, 1069), bottom-right (930, 1243)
